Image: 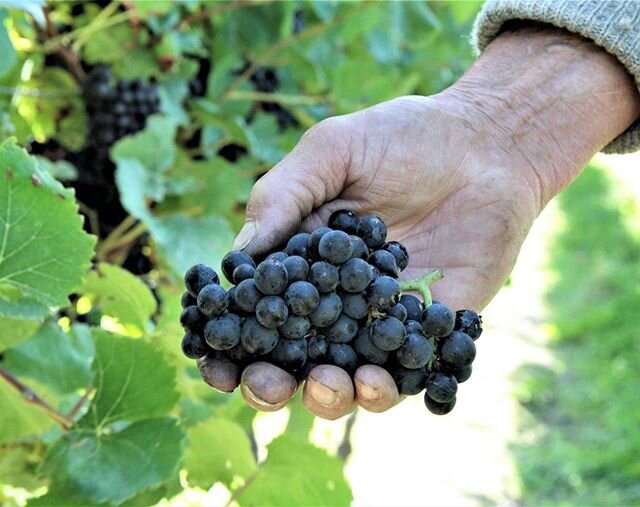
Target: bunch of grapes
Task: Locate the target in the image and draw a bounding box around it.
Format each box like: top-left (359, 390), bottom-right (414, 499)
top-left (179, 210), bottom-right (482, 415)
top-left (82, 66), bottom-right (160, 149)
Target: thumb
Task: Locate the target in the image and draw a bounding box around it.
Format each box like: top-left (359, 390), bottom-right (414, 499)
top-left (233, 118), bottom-right (350, 256)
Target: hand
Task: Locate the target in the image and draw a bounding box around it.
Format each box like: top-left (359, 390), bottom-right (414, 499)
top-left (207, 23), bottom-right (640, 419)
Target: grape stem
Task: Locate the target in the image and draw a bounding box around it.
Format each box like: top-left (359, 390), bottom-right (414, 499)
top-left (399, 269), bottom-right (444, 306)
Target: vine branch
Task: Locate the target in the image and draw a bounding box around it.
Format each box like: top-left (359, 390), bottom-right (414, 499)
top-left (0, 368), bottom-right (73, 430)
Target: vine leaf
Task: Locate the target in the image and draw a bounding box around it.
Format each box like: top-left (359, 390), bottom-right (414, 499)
top-left (0, 139), bottom-right (95, 310)
top-left (235, 435), bottom-right (353, 506)
top-left (0, 374), bottom-right (53, 444)
top-left (81, 263), bottom-right (157, 337)
top-left (78, 330), bottom-right (179, 428)
top-left (3, 323), bottom-right (94, 395)
top-left (34, 417), bottom-right (184, 506)
top-left (183, 416), bottom-right (256, 490)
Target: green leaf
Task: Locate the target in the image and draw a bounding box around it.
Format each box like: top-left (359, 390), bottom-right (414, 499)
top-left (242, 113), bottom-right (284, 164)
top-left (0, 10), bottom-right (17, 78)
top-left (0, 139), bottom-right (95, 308)
top-left (235, 435), bottom-right (352, 507)
top-left (3, 322), bottom-right (94, 395)
top-left (150, 212), bottom-right (234, 278)
top-left (0, 441), bottom-right (47, 490)
top-left (35, 155), bottom-right (78, 181)
top-left (0, 296), bottom-right (48, 351)
top-left (79, 330), bottom-right (179, 428)
top-left (35, 417), bottom-right (184, 506)
top-left (184, 417), bottom-right (256, 489)
top-left (0, 373), bottom-right (53, 444)
top-left (81, 263), bottom-right (157, 337)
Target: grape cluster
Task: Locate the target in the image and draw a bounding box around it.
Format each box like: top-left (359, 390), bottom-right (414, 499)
top-left (179, 210), bottom-right (482, 415)
top-left (83, 66), bottom-right (160, 149)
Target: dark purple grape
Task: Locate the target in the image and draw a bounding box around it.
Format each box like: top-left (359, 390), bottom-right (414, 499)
top-left (308, 335), bottom-right (329, 360)
top-left (204, 313), bottom-right (242, 350)
top-left (369, 316), bottom-right (406, 351)
top-left (181, 292), bottom-right (196, 308)
top-left (422, 303), bottom-right (455, 337)
top-left (318, 230), bottom-right (353, 265)
top-left (227, 342), bottom-right (256, 367)
top-left (356, 215), bottom-right (387, 248)
top-left (341, 292), bottom-right (369, 320)
top-left (396, 333), bottom-right (433, 369)
top-left (424, 393), bottom-right (456, 415)
top-left (439, 331), bottom-right (476, 368)
top-left (232, 264), bottom-right (255, 284)
top-left (327, 343), bottom-right (358, 373)
top-left (254, 259), bottom-right (288, 295)
top-left (391, 367), bottom-right (428, 395)
top-left (353, 328), bottom-right (389, 365)
top-left (180, 306), bottom-right (206, 333)
top-left (196, 284), bottom-right (229, 317)
top-left (328, 209), bottom-right (359, 234)
top-left (221, 251), bottom-right (255, 284)
top-left (324, 314), bottom-right (358, 343)
top-left (387, 303), bottom-right (407, 323)
top-left (284, 281), bottom-right (320, 316)
top-left (266, 338), bottom-right (307, 372)
top-left (240, 317), bottom-right (279, 354)
top-left (399, 294), bottom-right (423, 322)
top-left (278, 315), bottom-right (311, 339)
top-left (181, 332), bottom-right (210, 359)
top-left (382, 241), bottom-right (409, 271)
top-left (266, 251), bottom-right (288, 262)
top-left (307, 227), bottom-right (331, 260)
top-left (425, 371), bottom-right (458, 403)
top-left (184, 264), bottom-right (220, 297)
top-left (368, 250), bottom-right (399, 278)
top-left (455, 309), bottom-right (483, 340)
top-left (404, 319), bottom-right (424, 335)
top-left (308, 261), bottom-right (339, 293)
top-left (308, 292), bottom-right (343, 327)
top-left (282, 255), bottom-right (309, 283)
top-left (367, 276), bottom-right (400, 311)
top-left (339, 258), bottom-right (374, 293)
top-left (349, 235), bottom-right (369, 260)
top-left (286, 232), bottom-right (310, 258)
top-left (234, 279), bottom-right (263, 312)
top-left (255, 296), bottom-right (289, 329)
top-left (451, 364), bottom-right (472, 383)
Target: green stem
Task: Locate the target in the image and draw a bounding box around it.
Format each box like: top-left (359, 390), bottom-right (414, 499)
top-left (399, 269), bottom-right (444, 306)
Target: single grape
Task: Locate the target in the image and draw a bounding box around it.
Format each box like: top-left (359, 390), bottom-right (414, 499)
top-left (240, 317), bottom-right (279, 354)
top-left (267, 338), bottom-right (308, 372)
top-left (180, 306), bottom-right (206, 333)
top-left (181, 292), bottom-right (196, 308)
top-left (391, 366), bottom-right (428, 395)
top-left (404, 319), bottom-right (424, 335)
top-left (425, 371), bottom-right (458, 403)
top-left (369, 316), bottom-right (406, 351)
top-left (339, 258), bottom-right (374, 293)
top-left (368, 250), bottom-right (399, 278)
top-left (387, 303), bottom-right (407, 323)
top-left (181, 332), bottom-right (210, 359)
top-left (283, 255), bottom-right (309, 283)
top-left (278, 315), bottom-right (311, 339)
top-left (421, 303), bottom-right (455, 337)
top-left (266, 251), bottom-right (288, 262)
top-left (255, 296), bottom-right (289, 329)
top-left (227, 287), bottom-right (246, 315)
top-left (308, 335), bottom-right (329, 360)
top-left (284, 281), bottom-right (320, 316)
top-left (328, 209), bottom-right (359, 234)
top-left (234, 279), bottom-right (263, 312)
top-left (382, 241), bottom-right (409, 271)
top-left (341, 292), bottom-right (369, 320)
top-left (356, 215), bottom-right (387, 248)
top-left (308, 261), bottom-right (339, 293)
top-left (286, 232), bottom-right (311, 258)
top-left (353, 328), bottom-right (389, 365)
top-left (196, 284), bottom-right (229, 317)
top-left (221, 251), bottom-right (255, 283)
top-left (451, 364), bottom-right (473, 383)
top-left (424, 393), bottom-right (456, 415)
top-left (184, 264), bottom-right (220, 297)
top-left (318, 230), bottom-right (353, 264)
top-left (308, 292), bottom-right (343, 327)
top-left (324, 314), bottom-right (358, 343)
top-left (204, 313), bottom-right (242, 350)
top-left (439, 330), bottom-right (476, 368)
top-left (226, 342), bottom-right (256, 367)
top-left (307, 226), bottom-right (332, 260)
top-left (232, 264), bottom-right (255, 284)
top-left (399, 294), bottom-right (423, 322)
top-left (396, 333), bottom-right (434, 369)
top-left (254, 258), bottom-right (288, 295)
top-left (349, 235), bottom-right (369, 260)
top-left (455, 309), bottom-right (483, 340)
top-left (367, 275), bottom-right (400, 311)
top-left (327, 343), bottom-right (358, 373)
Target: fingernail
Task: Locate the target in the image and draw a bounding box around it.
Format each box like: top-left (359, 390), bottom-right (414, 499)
top-left (356, 382), bottom-right (380, 402)
top-left (242, 384), bottom-right (278, 408)
top-left (307, 377), bottom-right (338, 406)
top-left (233, 220), bottom-right (257, 251)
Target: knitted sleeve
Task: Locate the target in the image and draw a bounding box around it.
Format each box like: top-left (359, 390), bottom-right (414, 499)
top-left (472, 0), bottom-right (640, 154)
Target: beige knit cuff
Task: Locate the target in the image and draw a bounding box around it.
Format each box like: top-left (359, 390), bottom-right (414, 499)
top-left (472, 0), bottom-right (640, 154)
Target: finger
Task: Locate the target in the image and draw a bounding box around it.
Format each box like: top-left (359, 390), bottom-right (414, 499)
top-left (233, 118), bottom-right (351, 256)
top-left (353, 365), bottom-right (400, 413)
top-left (302, 365), bottom-right (356, 420)
top-left (197, 355), bottom-right (241, 393)
top-left (240, 361), bottom-right (298, 412)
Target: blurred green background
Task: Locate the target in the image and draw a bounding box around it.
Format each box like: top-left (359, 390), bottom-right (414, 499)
top-left (0, 1), bottom-right (639, 506)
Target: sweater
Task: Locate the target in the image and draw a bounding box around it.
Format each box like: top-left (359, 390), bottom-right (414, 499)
top-left (472, 0), bottom-right (640, 154)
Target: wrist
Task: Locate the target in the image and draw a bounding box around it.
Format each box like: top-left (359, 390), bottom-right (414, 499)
top-left (440, 23), bottom-right (640, 209)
